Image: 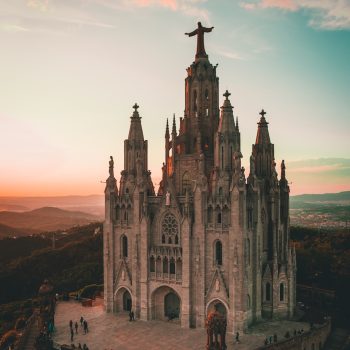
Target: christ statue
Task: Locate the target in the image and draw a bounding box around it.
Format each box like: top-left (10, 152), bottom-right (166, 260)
top-left (185, 22), bottom-right (214, 59)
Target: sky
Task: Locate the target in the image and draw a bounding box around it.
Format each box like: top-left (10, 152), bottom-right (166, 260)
top-left (0, 0), bottom-right (349, 196)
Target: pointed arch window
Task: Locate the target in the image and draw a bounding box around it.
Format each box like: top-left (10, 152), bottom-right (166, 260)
top-left (170, 257), bottom-right (175, 274)
top-left (265, 282), bottom-right (271, 302)
top-left (208, 206), bottom-right (213, 224)
top-left (121, 235), bottom-right (128, 258)
top-left (215, 240), bottom-right (223, 266)
top-left (150, 256), bottom-right (155, 272)
top-left (193, 90), bottom-right (197, 113)
top-left (280, 283), bottom-right (285, 302)
top-left (182, 172), bottom-right (191, 195)
top-left (163, 256), bottom-right (169, 273)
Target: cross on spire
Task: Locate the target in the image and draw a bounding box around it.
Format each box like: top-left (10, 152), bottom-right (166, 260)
top-left (259, 109), bottom-right (266, 118)
top-left (133, 103), bottom-right (139, 112)
top-left (223, 90), bottom-right (231, 100)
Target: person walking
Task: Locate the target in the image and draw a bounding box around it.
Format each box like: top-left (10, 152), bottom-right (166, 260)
top-left (75, 321), bottom-right (79, 334)
top-left (70, 327), bottom-right (74, 342)
top-left (80, 316), bottom-right (84, 326)
top-left (69, 320), bottom-right (73, 329)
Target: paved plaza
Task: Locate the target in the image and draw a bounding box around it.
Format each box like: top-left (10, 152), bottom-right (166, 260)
top-left (53, 300), bottom-right (309, 350)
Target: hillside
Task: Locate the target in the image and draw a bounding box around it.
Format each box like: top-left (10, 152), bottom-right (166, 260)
top-left (0, 222), bottom-right (103, 305)
top-left (0, 207), bottom-right (100, 235)
top-left (291, 191), bottom-right (350, 204)
top-left (290, 191), bottom-right (350, 228)
top-left (0, 223), bottom-right (38, 239)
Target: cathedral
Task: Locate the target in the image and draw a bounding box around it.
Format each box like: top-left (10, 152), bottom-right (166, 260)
top-left (103, 23), bottom-right (296, 332)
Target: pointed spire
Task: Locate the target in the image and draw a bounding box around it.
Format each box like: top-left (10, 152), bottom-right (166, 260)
top-left (165, 118), bottom-right (170, 138)
top-left (172, 114), bottom-right (177, 135)
top-left (218, 90), bottom-right (235, 133)
top-left (128, 103), bottom-right (144, 141)
top-left (255, 109), bottom-right (271, 145)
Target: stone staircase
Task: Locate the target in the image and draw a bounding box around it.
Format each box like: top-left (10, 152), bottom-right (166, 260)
top-left (324, 328), bottom-right (350, 350)
top-left (22, 318), bottom-right (39, 350)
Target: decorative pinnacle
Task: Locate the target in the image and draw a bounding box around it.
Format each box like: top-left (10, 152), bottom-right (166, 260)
top-left (172, 114), bottom-right (177, 134)
top-left (223, 90), bottom-right (231, 100)
top-left (165, 118), bottom-right (169, 138)
top-left (133, 103), bottom-right (139, 112)
top-left (259, 109), bottom-right (266, 118)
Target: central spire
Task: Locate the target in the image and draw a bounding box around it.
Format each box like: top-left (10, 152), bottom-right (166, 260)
top-left (185, 22), bottom-right (214, 60)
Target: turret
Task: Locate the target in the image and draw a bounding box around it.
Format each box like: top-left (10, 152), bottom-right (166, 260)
top-left (251, 109), bottom-right (275, 179)
top-left (214, 90), bottom-right (240, 172)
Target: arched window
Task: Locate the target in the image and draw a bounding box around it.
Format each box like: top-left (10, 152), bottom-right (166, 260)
top-left (246, 239), bottom-right (251, 265)
top-left (280, 283), bottom-right (284, 302)
top-left (205, 88), bottom-right (209, 101)
top-left (193, 90), bottom-right (197, 113)
top-left (163, 256), bottom-right (168, 273)
top-left (182, 172), bottom-right (191, 195)
top-left (266, 282), bottom-right (271, 301)
top-left (247, 294), bottom-right (251, 310)
top-left (218, 187), bottom-right (223, 196)
top-left (122, 235), bottom-right (128, 258)
top-left (221, 146), bottom-right (224, 169)
top-left (217, 212), bottom-right (222, 224)
top-left (161, 213), bottom-right (179, 245)
top-left (208, 206), bottom-right (213, 224)
top-left (150, 256), bottom-right (155, 272)
top-left (170, 258), bottom-right (175, 274)
top-left (215, 240), bottom-right (223, 266)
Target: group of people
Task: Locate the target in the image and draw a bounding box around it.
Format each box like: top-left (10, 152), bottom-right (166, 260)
top-left (264, 333), bottom-right (278, 345)
top-left (68, 316), bottom-right (89, 349)
top-left (264, 328), bottom-right (306, 346)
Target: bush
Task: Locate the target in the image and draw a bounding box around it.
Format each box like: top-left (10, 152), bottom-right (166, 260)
top-left (79, 284), bottom-right (103, 299)
top-left (0, 330), bottom-right (18, 350)
top-left (15, 317), bottom-right (26, 330)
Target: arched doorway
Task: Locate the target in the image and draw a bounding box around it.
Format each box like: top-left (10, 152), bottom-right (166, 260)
top-left (123, 290), bottom-right (132, 311)
top-left (151, 286), bottom-right (181, 321)
top-left (114, 287), bottom-right (132, 313)
top-left (164, 292), bottom-right (180, 320)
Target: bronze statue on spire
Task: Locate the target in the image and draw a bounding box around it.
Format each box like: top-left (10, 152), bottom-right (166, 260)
top-left (185, 22), bottom-right (214, 59)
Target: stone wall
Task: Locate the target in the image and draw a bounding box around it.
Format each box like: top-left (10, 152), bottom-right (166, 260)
top-left (255, 319), bottom-right (331, 350)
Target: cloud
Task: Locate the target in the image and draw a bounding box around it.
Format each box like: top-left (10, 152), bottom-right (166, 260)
top-left (106, 0), bottom-right (210, 22)
top-left (286, 158), bottom-right (350, 173)
top-left (0, 23), bottom-right (29, 32)
top-left (240, 0), bottom-right (350, 30)
top-left (217, 50), bottom-right (245, 60)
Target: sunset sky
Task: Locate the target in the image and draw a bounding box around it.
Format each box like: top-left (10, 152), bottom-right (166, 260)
top-left (0, 0), bottom-right (349, 196)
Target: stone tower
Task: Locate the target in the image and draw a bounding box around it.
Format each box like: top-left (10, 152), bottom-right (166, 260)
top-left (103, 23), bottom-right (296, 332)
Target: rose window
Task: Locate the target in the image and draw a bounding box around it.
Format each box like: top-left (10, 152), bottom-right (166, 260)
top-left (161, 214), bottom-right (179, 245)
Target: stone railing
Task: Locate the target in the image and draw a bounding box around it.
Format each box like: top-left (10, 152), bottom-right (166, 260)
top-left (149, 272), bottom-right (182, 284)
top-left (255, 318), bottom-right (331, 350)
top-left (13, 311), bottom-right (38, 350)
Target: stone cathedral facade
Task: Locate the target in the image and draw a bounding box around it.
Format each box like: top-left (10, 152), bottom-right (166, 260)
top-left (104, 23), bottom-right (296, 332)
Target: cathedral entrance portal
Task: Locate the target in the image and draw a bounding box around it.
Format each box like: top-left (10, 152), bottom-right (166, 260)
top-left (151, 286), bottom-right (181, 322)
top-left (114, 287), bottom-right (132, 313)
top-left (164, 292), bottom-right (180, 320)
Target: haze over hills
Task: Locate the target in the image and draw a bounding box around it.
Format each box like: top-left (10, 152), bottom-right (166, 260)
top-left (0, 194), bottom-right (104, 217)
top-left (0, 207), bottom-right (100, 237)
top-left (0, 192), bottom-right (349, 234)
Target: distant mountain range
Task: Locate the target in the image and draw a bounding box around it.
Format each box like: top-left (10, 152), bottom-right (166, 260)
top-left (0, 207), bottom-right (100, 238)
top-left (0, 194), bottom-right (104, 217)
top-left (291, 191), bottom-right (350, 203)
